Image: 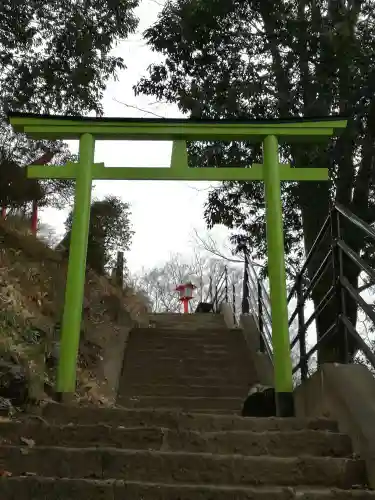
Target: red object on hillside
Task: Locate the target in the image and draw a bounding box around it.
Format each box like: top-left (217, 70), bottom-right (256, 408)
top-left (29, 151), bottom-right (55, 234)
top-left (1, 151), bottom-right (55, 232)
top-left (175, 282), bottom-right (196, 314)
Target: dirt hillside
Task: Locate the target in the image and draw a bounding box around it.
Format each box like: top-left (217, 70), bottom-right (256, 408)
top-left (0, 218), bottom-right (149, 411)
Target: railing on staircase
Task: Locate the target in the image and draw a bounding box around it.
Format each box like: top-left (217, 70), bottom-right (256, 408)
top-left (242, 253), bottom-right (273, 361)
top-left (201, 266), bottom-right (237, 324)
top-left (242, 203), bottom-right (375, 381)
top-left (209, 266), bottom-right (228, 312)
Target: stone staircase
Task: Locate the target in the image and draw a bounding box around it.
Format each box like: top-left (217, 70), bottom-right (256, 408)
top-left (117, 313), bottom-right (255, 413)
top-left (0, 312), bottom-right (374, 498)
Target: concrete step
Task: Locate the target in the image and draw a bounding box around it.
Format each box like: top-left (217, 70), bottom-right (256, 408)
top-left (130, 333), bottom-right (239, 341)
top-left (149, 312), bottom-right (223, 318)
top-left (131, 328), bottom-right (233, 337)
top-left (120, 374), bottom-right (251, 386)
top-left (40, 406), bottom-right (340, 432)
top-left (118, 384), bottom-right (250, 398)
top-left (122, 357), bottom-right (252, 370)
top-left (162, 429), bottom-right (353, 457)
top-left (146, 323), bottom-right (229, 331)
top-left (146, 326), bottom-right (229, 331)
top-left (126, 347), bottom-right (245, 357)
top-left (120, 372), bottom-right (252, 384)
top-left (120, 366), bottom-right (254, 381)
top-left (148, 321), bottom-right (228, 326)
top-left (120, 368), bottom-right (254, 383)
top-left (128, 333), bottom-right (244, 345)
top-left (0, 422), bottom-right (352, 457)
top-left (126, 346), bottom-right (247, 357)
top-left (149, 313), bottom-right (226, 322)
top-left (2, 478), bottom-right (375, 500)
top-left (116, 395), bottom-right (244, 411)
top-left (151, 408), bottom-right (240, 414)
top-left (0, 446), bottom-right (367, 488)
top-left (124, 343), bottom-right (249, 358)
top-left (127, 344), bottom-right (246, 354)
top-left (126, 353), bottom-right (247, 364)
top-left (122, 359), bottom-right (250, 372)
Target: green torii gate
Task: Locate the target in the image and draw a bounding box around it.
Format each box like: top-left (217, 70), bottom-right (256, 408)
top-left (8, 112), bottom-right (347, 416)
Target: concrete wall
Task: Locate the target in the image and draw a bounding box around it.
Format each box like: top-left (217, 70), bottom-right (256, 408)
top-left (295, 363), bottom-right (375, 488)
top-left (239, 314), bottom-right (274, 387)
top-left (99, 326), bottom-right (132, 405)
top-left (230, 313), bottom-right (375, 488)
top-left (220, 302), bottom-right (236, 329)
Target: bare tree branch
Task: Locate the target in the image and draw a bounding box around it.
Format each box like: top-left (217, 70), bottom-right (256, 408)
top-left (131, 251), bottom-right (243, 313)
top-left (112, 98), bottom-right (166, 118)
top-left (192, 228), bottom-right (266, 268)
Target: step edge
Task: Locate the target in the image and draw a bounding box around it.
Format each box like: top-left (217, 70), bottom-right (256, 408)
top-left (0, 423), bottom-right (349, 437)
top-left (0, 444), bottom-right (360, 462)
top-left (2, 476), bottom-right (374, 494)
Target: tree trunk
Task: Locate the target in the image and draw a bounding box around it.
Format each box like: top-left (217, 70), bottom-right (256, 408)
top-left (31, 200), bottom-right (38, 235)
top-left (115, 251), bottom-right (124, 288)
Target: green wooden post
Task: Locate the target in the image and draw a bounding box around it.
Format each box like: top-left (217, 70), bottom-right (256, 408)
top-left (263, 135), bottom-right (294, 416)
top-left (56, 133), bottom-right (95, 395)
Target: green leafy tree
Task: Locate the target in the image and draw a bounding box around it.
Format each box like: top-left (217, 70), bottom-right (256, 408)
top-left (62, 196), bottom-right (134, 275)
top-left (0, 120), bottom-right (76, 211)
top-left (0, 0), bottom-right (139, 114)
top-left (0, 0), bottom-right (139, 211)
top-left (135, 0), bottom-right (375, 363)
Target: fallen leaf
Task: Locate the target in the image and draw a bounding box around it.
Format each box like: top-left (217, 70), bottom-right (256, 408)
top-left (20, 437), bottom-right (35, 448)
top-left (0, 470), bottom-right (12, 477)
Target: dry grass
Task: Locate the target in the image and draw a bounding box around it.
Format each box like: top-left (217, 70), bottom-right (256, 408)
top-left (0, 217), bottom-right (149, 407)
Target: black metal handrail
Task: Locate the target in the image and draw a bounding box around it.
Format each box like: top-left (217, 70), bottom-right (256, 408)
top-left (289, 203), bottom-right (375, 379)
top-left (242, 202), bottom-right (375, 381)
top-left (242, 253), bottom-right (273, 361)
top-left (204, 266), bottom-right (236, 324)
top-left (210, 267), bottom-right (227, 311)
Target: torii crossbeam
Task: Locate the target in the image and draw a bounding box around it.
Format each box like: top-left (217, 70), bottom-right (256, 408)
top-left (8, 112), bottom-right (347, 416)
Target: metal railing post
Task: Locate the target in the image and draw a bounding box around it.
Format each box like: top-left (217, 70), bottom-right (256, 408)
top-left (296, 274), bottom-right (308, 380)
top-left (225, 266), bottom-right (228, 303)
top-left (331, 207), bottom-right (349, 363)
top-left (257, 280), bottom-right (265, 353)
top-left (242, 252), bottom-right (250, 314)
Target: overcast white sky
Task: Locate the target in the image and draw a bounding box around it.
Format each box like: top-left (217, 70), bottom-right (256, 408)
top-left (40, 0), bottom-right (230, 274)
